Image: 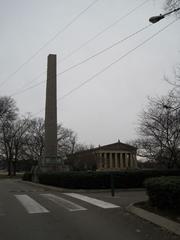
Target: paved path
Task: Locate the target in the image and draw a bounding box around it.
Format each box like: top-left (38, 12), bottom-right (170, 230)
top-left (0, 179), bottom-right (179, 240)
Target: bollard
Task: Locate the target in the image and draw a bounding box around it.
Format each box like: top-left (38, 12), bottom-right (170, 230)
top-left (110, 173), bottom-right (115, 197)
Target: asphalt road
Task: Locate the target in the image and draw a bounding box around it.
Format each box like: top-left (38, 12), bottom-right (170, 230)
top-left (0, 179), bottom-right (179, 240)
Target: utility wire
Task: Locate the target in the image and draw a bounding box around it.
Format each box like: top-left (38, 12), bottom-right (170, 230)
top-left (11, 72), bottom-right (46, 97)
top-left (58, 19), bottom-right (179, 102)
top-left (11, 80), bottom-right (45, 97)
top-left (59, 0), bottom-right (150, 63)
top-left (32, 108), bottom-right (44, 118)
top-left (8, 0), bottom-right (149, 95)
top-left (0, 0), bottom-right (99, 88)
top-left (24, 18), bottom-right (179, 118)
top-left (11, 23), bottom-right (152, 97)
top-left (56, 24), bottom-right (152, 76)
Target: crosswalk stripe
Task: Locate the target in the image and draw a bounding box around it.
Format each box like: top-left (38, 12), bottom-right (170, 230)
top-left (15, 194), bottom-right (49, 214)
top-left (64, 193), bottom-right (120, 209)
top-left (40, 193), bottom-right (87, 212)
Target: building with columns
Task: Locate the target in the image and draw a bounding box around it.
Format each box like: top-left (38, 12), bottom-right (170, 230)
top-left (96, 141), bottom-right (137, 170)
top-left (67, 141), bottom-right (137, 171)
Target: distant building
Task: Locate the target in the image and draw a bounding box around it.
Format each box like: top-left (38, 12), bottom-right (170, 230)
top-left (67, 141), bottom-right (137, 171)
top-left (96, 141), bottom-right (137, 170)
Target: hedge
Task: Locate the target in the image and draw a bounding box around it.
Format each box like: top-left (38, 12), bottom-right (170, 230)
top-left (144, 176), bottom-right (180, 210)
top-left (22, 172), bottom-right (32, 181)
top-left (30, 169), bottom-right (180, 189)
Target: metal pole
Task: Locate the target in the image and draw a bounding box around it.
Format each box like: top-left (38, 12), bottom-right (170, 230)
top-left (164, 7), bottom-right (180, 17)
top-left (110, 173), bottom-right (115, 197)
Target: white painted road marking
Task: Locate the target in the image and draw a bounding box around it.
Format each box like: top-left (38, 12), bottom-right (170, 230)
top-left (64, 193), bottom-right (120, 209)
top-left (15, 194), bottom-right (49, 214)
top-left (41, 193), bottom-right (87, 212)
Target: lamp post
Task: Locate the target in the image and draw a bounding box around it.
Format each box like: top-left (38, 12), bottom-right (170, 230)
top-left (149, 7), bottom-right (180, 24)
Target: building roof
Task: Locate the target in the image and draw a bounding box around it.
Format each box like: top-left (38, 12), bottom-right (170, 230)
top-left (97, 141), bottom-right (137, 152)
top-left (72, 141), bottom-right (137, 156)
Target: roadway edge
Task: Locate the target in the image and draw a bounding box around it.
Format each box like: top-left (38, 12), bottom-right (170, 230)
top-left (127, 203), bottom-right (180, 236)
top-left (18, 180), bottom-right (145, 193)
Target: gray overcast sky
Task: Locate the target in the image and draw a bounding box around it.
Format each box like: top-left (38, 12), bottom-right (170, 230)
top-left (1, 0), bottom-right (180, 146)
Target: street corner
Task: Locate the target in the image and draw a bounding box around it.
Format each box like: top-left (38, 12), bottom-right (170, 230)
top-left (127, 202), bottom-right (180, 237)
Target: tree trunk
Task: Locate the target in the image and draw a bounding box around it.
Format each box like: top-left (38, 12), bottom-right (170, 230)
top-left (7, 159), bottom-right (12, 176)
top-left (12, 161), bottom-right (16, 176)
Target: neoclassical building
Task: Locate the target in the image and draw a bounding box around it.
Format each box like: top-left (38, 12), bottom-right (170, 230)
top-left (67, 141), bottom-right (137, 171)
top-left (95, 141), bottom-right (137, 170)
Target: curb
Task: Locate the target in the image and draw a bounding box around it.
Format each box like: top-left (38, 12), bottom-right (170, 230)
top-left (18, 180), bottom-right (71, 192)
top-left (19, 180), bottom-right (145, 193)
top-left (127, 203), bottom-right (180, 236)
top-left (18, 180), bottom-right (112, 193)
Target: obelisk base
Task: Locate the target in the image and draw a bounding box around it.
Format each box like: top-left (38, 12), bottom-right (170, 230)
top-left (40, 157), bottom-right (63, 173)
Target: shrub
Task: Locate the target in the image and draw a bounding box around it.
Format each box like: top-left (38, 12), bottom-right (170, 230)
top-left (22, 172), bottom-right (32, 181)
top-left (38, 171), bottom-right (110, 189)
top-left (144, 176), bottom-right (180, 210)
top-left (38, 170), bottom-right (180, 189)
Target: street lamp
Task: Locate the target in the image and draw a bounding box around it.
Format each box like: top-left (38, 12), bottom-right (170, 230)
top-left (149, 7), bottom-right (180, 24)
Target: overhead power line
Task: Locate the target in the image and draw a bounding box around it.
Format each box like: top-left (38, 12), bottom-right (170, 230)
top-left (11, 23), bottom-right (152, 97)
top-left (28, 18), bottom-right (179, 118)
top-left (0, 0), bottom-right (99, 88)
top-left (10, 72), bottom-right (47, 98)
top-left (60, 0), bottom-right (150, 63)
top-left (58, 19), bottom-right (179, 102)
top-left (57, 24), bottom-right (152, 76)
top-left (8, 0), bottom-right (150, 96)
top-left (11, 80), bottom-right (45, 97)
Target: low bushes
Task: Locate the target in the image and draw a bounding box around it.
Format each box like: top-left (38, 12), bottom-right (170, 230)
top-left (38, 172), bottom-right (110, 189)
top-left (22, 172), bottom-right (32, 181)
top-left (144, 176), bottom-right (180, 210)
top-left (37, 170), bottom-right (180, 189)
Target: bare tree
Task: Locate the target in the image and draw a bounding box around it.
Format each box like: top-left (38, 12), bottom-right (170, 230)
top-left (137, 92), bottom-right (180, 168)
top-left (22, 118), bottom-right (45, 163)
top-left (0, 96), bottom-right (80, 173)
top-left (0, 96), bottom-right (19, 175)
top-left (165, 65), bottom-right (180, 92)
top-left (22, 119), bottom-right (78, 167)
top-left (57, 124), bottom-right (77, 164)
top-left (66, 144), bottom-right (96, 171)
top-left (11, 118), bottom-right (30, 175)
top-left (0, 96), bottom-right (18, 122)
top-left (0, 117), bottom-right (30, 176)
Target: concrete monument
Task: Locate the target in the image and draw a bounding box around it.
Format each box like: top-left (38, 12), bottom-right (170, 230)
top-left (42, 54), bottom-right (58, 171)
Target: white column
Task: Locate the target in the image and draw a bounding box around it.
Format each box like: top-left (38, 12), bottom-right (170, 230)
top-left (131, 154), bottom-right (134, 168)
top-left (104, 153), bottom-right (108, 169)
top-left (115, 153), bottom-right (118, 169)
top-left (134, 154), bottom-right (137, 168)
top-left (109, 153), bottom-right (113, 169)
top-left (120, 153), bottom-right (123, 169)
top-left (125, 153), bottom-right (128, 169)
top-left (98, 153), bottom-right (102, 169)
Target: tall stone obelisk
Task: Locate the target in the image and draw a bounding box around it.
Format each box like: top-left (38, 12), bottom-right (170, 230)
top-left (43, 54), bottom-right (57, 171)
